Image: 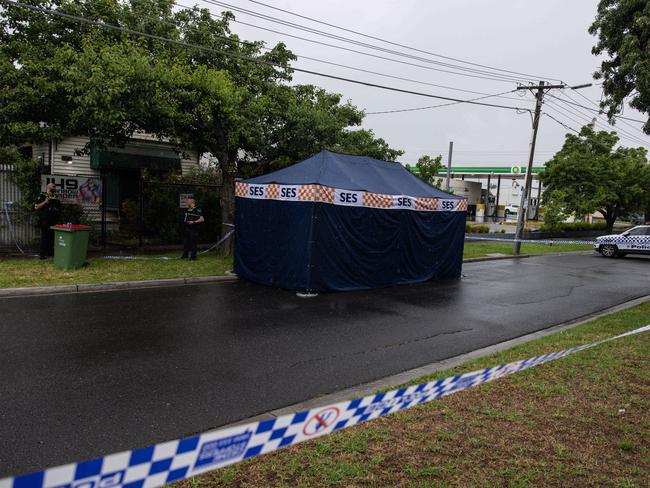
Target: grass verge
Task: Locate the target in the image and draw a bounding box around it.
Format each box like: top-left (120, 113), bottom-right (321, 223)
top-left (0, 242), bottom-right (591, 289)
top-left (175, 300), bottom-right (650, 487)
top-left (0, 254), bottom-right (233, 288)
top-left (463, 241), bottom-right (592, 259)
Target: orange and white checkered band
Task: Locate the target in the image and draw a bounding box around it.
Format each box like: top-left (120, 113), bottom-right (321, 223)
top-left (265, 184), bottom-right (280, 199)
top-left (415, 198), bottom-right (439, 211)
top-left (298, 184), bottom-right (335, 204)
top-left (235, 182), bottom-right (467, 212)
top-left (363, 192), bottom-right (393, 208)
top-left (235, 182), bottom-right (249, 197)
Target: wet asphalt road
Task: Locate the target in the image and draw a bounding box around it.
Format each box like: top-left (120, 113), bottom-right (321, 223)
top-left (1, 252), bottom-right (649, 476)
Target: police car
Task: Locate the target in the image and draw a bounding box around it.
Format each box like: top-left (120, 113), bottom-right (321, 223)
top-left (594, 225), bottom-right (650, 257)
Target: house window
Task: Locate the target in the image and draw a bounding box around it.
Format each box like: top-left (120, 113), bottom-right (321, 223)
top-left (61, 155), bottom-right (73, 165)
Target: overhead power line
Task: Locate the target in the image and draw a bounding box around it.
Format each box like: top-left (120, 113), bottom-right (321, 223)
top-left (174, 2), bottom-right (525, 100)
top-left (555, 91), bottom-right (643, 139)
top-left (546, 97), bottom-right (649, 147)
top-left (206, 10), bottom-right (527, 86)
top-left (546, 93), bottom-right (647, 124)
top-left (247, 0), bottom-right (563, 84)
top-left (543, 111), bottom-right (580, 134)
top-left (414, 149), bottom-right (557, 154)
top-left (543, 102), bottom-right (592, 131)
top-left (543, 111), bottom-right (649, 156)
top-left (561, 90), bottom-right (649, 138)
top-left (0, 0), bottom-right (533, 113)
top-left (364, 90), bottom-right (526, 115)
top-left (545, 101), bottom-right (649, 148)
top-left (201, 0), bottom-right (538, 84)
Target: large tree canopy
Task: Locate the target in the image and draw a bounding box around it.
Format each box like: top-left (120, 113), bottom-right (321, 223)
top-left (0, 0), bottom-right (402, 253)
top-left (589, 0), bottom-right (650, 132)
top-left (540, 126), bottom-right (650, 231)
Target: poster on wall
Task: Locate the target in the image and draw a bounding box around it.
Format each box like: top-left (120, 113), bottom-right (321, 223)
top-left (179, 193), bottom-right (194, 209)
top-left (41, 175), bottom-right (102, 205)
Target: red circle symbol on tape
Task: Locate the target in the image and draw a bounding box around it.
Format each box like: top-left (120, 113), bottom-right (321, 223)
top-left (302, 407), bottom-right (340, 436)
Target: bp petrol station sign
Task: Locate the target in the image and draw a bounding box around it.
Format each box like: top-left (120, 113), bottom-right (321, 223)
top-left (511, 166), bottom-right (521, 175)
top-left (446, 165), bottom-right (541, 175)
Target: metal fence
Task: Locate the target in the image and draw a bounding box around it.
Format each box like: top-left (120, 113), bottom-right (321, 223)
top-left (1, 165), bottom-right (222, 253)
top-left (104, 179), bottom-right (222, 249)
top-left (0, 164), bottom-right (37, 252)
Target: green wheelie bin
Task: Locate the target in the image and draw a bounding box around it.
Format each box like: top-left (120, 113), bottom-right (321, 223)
top-left (51, 224), bottom-right (94, 269)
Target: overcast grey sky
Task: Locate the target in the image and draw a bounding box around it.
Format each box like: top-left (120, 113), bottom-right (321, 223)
top-left (198, 0), bottom-right (650, 165)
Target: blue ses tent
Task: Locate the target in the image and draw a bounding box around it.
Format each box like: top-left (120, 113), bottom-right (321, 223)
top-left (234, 150), bottom-right (467, 292)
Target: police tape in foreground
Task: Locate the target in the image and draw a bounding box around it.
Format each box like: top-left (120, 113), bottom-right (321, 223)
top-left (3, 324), bottom-right (649, 488)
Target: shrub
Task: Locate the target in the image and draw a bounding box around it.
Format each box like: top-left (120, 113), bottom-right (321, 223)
top-left (466, 224), bottom-right (490, 234)
top-left (540, 221), bottom-right (607, 232)
top-left (60, 204), bottom-right (90, 225)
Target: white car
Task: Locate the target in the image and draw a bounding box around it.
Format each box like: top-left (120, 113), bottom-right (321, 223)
top-left (594, 225), bottom-right (650, 257)
top-left (504, 204), bottom-right (518, 218)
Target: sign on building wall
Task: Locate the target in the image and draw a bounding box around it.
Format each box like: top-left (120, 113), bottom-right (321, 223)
top-left (179, 193), bottom-right (194, 209)
top-left (41, 175), bottom-right (102, 205)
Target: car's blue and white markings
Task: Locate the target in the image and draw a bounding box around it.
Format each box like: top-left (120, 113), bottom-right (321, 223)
top-left (594, 225), bottom-right (650, 257)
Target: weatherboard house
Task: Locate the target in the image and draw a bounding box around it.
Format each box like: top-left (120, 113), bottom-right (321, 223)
top-left (234, 150), bottom-right (467, 292)
top-left (21, 134), bottom-right (200, 214)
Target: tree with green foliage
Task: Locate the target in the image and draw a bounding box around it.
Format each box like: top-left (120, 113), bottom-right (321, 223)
top-left (235, 84), bottom-right (400, 176)
top-left (589, 0), bottom-right (650, 132)
top-left (413, 154), bottom-right (444, 188)
top-left (0, 1), bottom-right (402, 254)
top-left (331, 128), bottom-right (403, 162)
top-left (540, 126), bottom-right (650, 231)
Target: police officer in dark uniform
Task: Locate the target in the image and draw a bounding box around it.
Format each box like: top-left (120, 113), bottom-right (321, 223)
top-left (34, 182), bottom-right (62, 259)
top-left (181, 195), bottom-right (204, 260)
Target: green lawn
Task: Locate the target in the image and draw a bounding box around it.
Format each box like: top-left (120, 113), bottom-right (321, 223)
top-left (0, 241), bottom-right (593, 289)
top-left (463, 241), bottom-right (593, 259)
top-left (175, 301), bottom-right (650, 488)
top-left (0, 253), bottom-right (233, 288)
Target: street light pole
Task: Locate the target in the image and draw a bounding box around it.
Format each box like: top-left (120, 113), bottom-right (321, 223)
top-left (446, 141), bottom-right (453, 192)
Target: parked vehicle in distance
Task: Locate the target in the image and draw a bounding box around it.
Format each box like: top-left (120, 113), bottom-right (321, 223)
top-left (504, 204), bottom-right (518, 218)
top-left (594, 225), bottom-right (650, 257)
top-left (620, 213), bottom-right (646, 225)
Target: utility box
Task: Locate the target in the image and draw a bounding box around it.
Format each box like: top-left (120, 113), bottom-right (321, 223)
top-left (51, 224), bottom-right (94, 269)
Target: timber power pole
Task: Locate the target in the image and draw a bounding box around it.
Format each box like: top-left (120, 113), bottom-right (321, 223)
top-left (512, 81), bottom-right (590, 254)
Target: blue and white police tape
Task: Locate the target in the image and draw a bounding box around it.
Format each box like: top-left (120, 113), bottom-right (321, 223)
top-left (198, 229), bottom-right (234, 255)
top-left (102, 230), bottom-right (234, 261)
top-left (465, 235), bottom-right (597, 245)
top-left (2, 323), bottom-right (648, 488)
